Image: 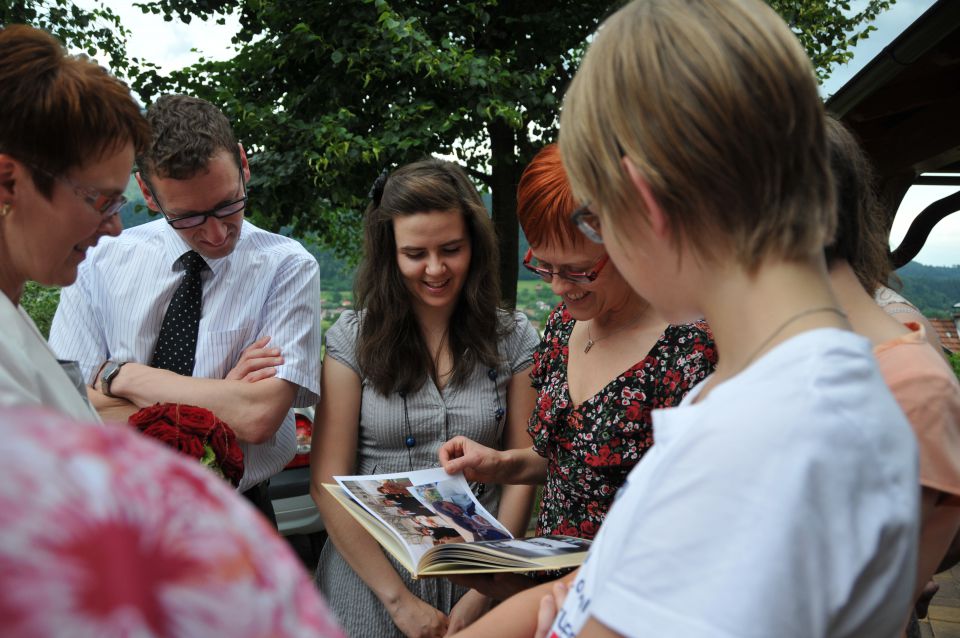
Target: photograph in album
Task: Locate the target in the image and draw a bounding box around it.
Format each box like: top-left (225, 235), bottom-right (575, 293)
top-left (326, 467), bottom-right (591, 577)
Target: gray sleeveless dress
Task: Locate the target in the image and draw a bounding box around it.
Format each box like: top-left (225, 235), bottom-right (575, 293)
top-left (316, 309), bottom-right (539, 637)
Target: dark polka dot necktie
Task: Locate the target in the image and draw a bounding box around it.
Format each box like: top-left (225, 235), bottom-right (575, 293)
top-left (151, 250), bottom-right (208, 376)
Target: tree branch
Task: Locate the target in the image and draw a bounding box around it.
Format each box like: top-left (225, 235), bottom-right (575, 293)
top-left (517, 124), bottom-right (537, 162)
top-left (465, 166), bottom-right (493, 188)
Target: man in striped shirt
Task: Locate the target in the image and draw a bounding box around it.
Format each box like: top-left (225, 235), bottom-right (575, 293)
top-left (50, 95), bottom-right (322, 525)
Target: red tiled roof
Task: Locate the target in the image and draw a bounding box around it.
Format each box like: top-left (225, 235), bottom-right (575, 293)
top-left (929, 318), bottom-right (960, 354)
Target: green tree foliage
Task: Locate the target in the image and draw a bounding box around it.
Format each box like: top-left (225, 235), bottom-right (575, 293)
top-left (135, 0), bottom-right (617, 305)
top-left (771, 0), bottom-right (894, 80)
top-left (13, 0), bottom-right (894, 305)
top-left (133, 0), bottom-right (893, 304)
top-left (0, 0), bottom-right (143, 79)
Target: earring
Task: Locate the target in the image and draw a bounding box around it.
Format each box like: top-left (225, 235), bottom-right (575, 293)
top-left (0, 203), bottom-right (10, 217)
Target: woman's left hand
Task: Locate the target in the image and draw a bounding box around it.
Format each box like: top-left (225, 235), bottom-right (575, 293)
top-left (445, 589), bottom-right (492, 635)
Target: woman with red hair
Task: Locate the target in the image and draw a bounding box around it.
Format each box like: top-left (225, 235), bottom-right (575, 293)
top-left (441, 143), bottom-right (715, 553)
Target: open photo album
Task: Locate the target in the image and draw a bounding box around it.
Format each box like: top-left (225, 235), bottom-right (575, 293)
top-left (325, 467), bottom-right (591, 578)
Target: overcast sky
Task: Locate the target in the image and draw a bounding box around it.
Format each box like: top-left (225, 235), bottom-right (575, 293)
top-left (77, 0), bottom-right (958, 267)
top-left (75, 0), bottom-right (240, 73)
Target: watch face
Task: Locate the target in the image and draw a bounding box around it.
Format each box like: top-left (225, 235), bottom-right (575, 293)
top-left (103, 362), bottom-right (120, 382)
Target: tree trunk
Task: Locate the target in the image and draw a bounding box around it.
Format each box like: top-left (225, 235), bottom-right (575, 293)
top-left (488, 118), bottom-right (521, 309)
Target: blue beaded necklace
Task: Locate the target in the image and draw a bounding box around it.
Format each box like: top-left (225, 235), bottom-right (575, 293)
top-left (399, 367), bottom-right (505, 473)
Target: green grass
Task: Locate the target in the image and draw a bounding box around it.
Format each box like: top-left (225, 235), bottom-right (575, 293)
top-left (19, 282), bottom-right (61, 340)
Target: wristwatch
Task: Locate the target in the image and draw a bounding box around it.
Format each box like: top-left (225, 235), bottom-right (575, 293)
top-left (99, 361), bottom-right (128, 398)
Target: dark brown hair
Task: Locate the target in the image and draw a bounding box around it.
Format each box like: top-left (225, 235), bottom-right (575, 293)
top-left (823, 116), bottom-right (893, 292)
top-left (516, 144), bottom-right (582, 249)
top-left (354, 159), bottom-right (503, 396)
top-left (0, 24), bottom-right (150, 196)
top-left (138, 94), bottom-right (240, 181)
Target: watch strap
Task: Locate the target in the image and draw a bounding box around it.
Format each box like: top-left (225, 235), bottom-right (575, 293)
top-left (101, 361), bottom-right (128, 398)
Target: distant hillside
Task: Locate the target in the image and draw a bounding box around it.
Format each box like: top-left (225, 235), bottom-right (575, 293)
top-left (119, 180), bottom-right (158, 229)
top-left (895, 262), bottom-right (960, 318)
top-left (118, 178), bottom-right (957, 320)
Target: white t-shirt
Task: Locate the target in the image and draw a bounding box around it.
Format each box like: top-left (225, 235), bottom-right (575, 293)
top-left (549, 329), bottom-right (918, 638)
top-left (0, 294), bottom-right (100, 422)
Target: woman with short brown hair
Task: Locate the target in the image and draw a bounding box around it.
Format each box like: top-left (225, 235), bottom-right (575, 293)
top-left (0, 24), bottom-right (150, 419)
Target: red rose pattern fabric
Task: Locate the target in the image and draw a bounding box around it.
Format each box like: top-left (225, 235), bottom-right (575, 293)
top-left (0, 407), bottom-right (344, 638)
top-left (529, 304), bottom-right (717, 541)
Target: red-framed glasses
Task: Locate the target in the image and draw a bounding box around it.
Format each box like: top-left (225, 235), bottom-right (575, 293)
top-left (522, 248), bottom-right (610, 284)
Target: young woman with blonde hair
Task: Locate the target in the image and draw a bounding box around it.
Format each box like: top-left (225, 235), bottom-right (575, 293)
top-left (454, 1), bottom-right (918, 636)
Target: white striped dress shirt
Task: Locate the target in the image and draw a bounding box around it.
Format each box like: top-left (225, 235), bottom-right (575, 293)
top-left (49, 219), bottom-right (322, 491)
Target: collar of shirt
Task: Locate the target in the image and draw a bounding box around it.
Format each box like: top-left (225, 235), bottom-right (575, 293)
top-left (160, 220), bottom-right (251, 276)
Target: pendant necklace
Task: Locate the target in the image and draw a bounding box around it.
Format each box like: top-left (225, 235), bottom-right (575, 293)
top-left (740, 306), bottom-right (847, 369)
top-left (584, 317), bottom-right (645, 354)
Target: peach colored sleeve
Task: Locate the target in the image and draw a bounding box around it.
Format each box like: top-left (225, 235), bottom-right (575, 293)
top-left (878, 338), bottom-right (960, 496)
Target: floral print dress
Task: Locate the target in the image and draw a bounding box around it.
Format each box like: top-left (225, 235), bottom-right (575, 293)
top-left (530, 304), bottom-right (717, 541)
top-left (0, 407), bottom-right (344, 638)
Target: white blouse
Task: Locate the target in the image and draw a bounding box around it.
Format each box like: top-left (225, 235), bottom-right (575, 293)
top-left (0, 293), bottom-right (100, 422)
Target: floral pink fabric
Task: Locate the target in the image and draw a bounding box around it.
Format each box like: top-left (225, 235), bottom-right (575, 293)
top-left (0, 407), bottom-right (344, 638)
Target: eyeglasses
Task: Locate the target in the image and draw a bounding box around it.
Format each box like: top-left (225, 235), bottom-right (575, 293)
top-left (151, 167), bottom-right (247, 230)
top-left (522, 248), bottom-right (609, 284)
top-left (29, 163), bottom-right (127, 218)
top-left (571, 204), bottom-right (603, 244)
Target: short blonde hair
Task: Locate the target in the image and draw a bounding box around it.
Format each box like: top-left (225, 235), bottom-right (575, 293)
top-left (560, 0), bottom-right (835, 270)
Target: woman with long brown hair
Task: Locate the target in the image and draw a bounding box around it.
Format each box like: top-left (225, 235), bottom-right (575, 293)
top-left (310, 159), bottom-right (538, 637)
top-left (824, 116), bottom-right (960, 638)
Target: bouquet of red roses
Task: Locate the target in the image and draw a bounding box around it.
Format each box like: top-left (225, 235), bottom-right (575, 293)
top-left (128, 403), bottom-right (244, 486)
